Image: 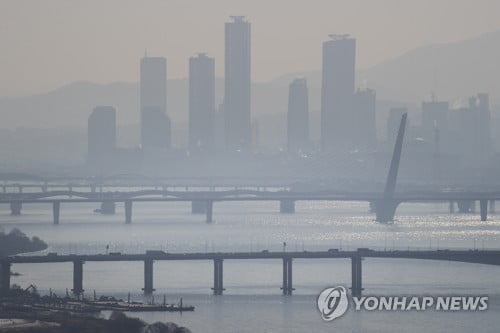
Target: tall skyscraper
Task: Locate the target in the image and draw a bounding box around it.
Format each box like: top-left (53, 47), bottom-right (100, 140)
top-left (224, 16), bottom-right (251, 152)
top-left (421, 99), bottom-right (449, 154)
top-left (470, 93), bottom-right (491, 166)
top-left (189, 53), bottom-right (215, 152)
top-left (88, 106), bottom-right (116, 172)
top-left (287, 78), bottom-right (309, 153)
top-left (321, 35), bottom-right (356, 152)
top-left (140, 56), bottom-right (171, 149)
top-left (448, 93), bottom-right (491, 167)
top-left (352, 88), bottom-right (376, 150)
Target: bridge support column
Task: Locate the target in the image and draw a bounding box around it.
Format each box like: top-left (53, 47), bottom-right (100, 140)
top-left (191, 200), bottom-right (206, 214)
top-left (10, 201), bottom-right (22, 216)
top-left (100, 202), bottom-right (116, 215)
top-left (206, 200), bottom-right (214, 224)
top-left (489, 200), bottom-right (495, 214)
top-left (212, 258), bottom-right (224, 295)
top-left (281, 258), bottom-right (294, 295)
top-left (369, 201), bottom-right (376, 213)
top-left (52, 201), bottom-right (60, 225)
top-left (374, 200), bottom-right (399, 223)
top-left (280, 200), bottom-right (295, 214)
top-left (449, 201), bottom-right (455, 214)
top-left (72, 260), bottom-right (84, 296)
top-left (143, 259), bottom-right (155, 294)
top-left (480, 200), bottom-right (488, 221)
top-left (125, 200), bottom-right (133, 224)
top-left (351, 256), bottom-right (363, 297)
top-left (457, 200), bottom-right (473, 214)
top-left (0, 262), bottom-right (11, 295)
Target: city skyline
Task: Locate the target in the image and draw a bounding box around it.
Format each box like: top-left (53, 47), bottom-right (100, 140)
top-left (0, 13), bottom-right (498, 182)
top-left (2, 3), bottom-right (500, 333)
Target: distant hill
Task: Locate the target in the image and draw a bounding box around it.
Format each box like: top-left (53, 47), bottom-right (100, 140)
top-left (359, 30), bottom-right (500, 104)
top-left (271, 30), bottom-right (500, 105)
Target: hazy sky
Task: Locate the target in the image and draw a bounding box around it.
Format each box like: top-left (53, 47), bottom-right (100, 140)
top-left (1, 0), bottom-right (500, 98)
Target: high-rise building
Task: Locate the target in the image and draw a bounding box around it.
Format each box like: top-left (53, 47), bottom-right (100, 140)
top-left (189, 53), bottom-right (215, 152)
top-left (140, 56), bottom-right (171, 149)
top-left (224, 16), bottom-right (251, 152)
top-left (88, 106), bottom-right (116, 172)
top-left (141, 108), bottom-right (171, 150)
top-left (321, 34), bottom-right (356, 152)
top-left (421, 99), bottom-right (449, 154)
top-left (352, 88), bottom-right (376, 150)
top-left (287, 78), bottom-right (309, 153)
top-left (214, 104), bottom-right (226, 152)
top-left (474, 93), bottom-right (492, 165)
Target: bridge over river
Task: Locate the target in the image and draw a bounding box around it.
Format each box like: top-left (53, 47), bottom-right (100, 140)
top-left (1, 114), bottom-right (498, 223)
top-left (2, 249), bottom-right (500, 297)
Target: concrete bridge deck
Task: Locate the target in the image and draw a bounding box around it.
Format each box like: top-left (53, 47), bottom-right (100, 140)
top-left (1, 189), bottom-right (499, 224)
top-left (1, 249), bottom-right (499, 297)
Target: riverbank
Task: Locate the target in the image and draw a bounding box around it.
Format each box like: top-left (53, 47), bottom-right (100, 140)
top-left (0, 310), bottom-right (191, 333)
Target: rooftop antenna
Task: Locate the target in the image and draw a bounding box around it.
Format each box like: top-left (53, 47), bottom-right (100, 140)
top-left (230, 16), bottom-right (246, 22)
top-left (328, 34), bottom-right (350, 41)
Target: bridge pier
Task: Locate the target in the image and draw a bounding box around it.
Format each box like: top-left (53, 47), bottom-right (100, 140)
top-left (191, 200), bottom-right (206, 214)
top-left (0, 262), bottom-right (11, 295)
top-left (206, 200), bottom-right (214, 224)
top-left (72, 260), bottom-right (84, 296)
top-left (457, 200), bottom-right (474, 214)
top-left (99, 201), bottom-right (116, 215)
top-left (489, 200), bottom-right (496, 214)
top-left (212, 258), bottom-right (224, 295)
top-left (374, 200), bottom-right (400, 223)
top-left (281, 257), bottom-right (294, 295)
top-left (143, 259), bottom-right (155, 294)
top-left (279, 200), bottom-right (295, 214)
top-left (351, 256), bottom-right (363, 297)
top-left (480, 200), bottom-right (488, 221)
top-left (125, 200), bottom-right (133, 224)
top-left (449, 201), bottom-right (455, 214)
top-left (52, 201), bottom-right (60, 225)
top-left (369, 201), bottom-right (376, 213)
top-left (10, 201), bottom-right (22, 215)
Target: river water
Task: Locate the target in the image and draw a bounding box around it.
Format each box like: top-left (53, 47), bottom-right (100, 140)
top-left (1, 200), bottom-right (500, 332)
